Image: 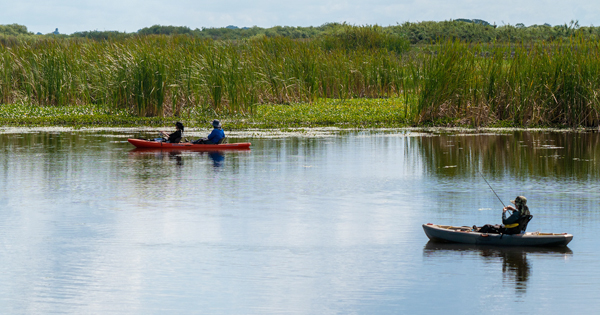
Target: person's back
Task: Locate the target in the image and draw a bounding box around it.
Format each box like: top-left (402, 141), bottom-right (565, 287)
top-left (207, 126), bottom-right (225, 144)
top-left (193, 119), bottom-right (225, 144)
top-left (502, 196), bottom-right (530, 234)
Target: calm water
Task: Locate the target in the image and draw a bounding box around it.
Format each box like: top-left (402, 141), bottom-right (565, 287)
top-left (0, 128), bottom-right (599, 314)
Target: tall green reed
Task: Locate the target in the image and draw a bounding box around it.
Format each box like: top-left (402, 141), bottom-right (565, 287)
top-left (414, 37), bottom-right (600, 126)
top-left (1, 32), bottom-right (600, 127)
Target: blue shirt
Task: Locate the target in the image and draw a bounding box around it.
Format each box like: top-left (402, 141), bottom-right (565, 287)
top-left (207, 128), bottom-right (225, 144)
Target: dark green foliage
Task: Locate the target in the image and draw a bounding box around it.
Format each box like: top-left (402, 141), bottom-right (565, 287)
top-left (71, 30), bottom-right (130, 40)
top-left (319, 25), bottom-right (409, 54)
top-left (5, 20), bottom-right (600, 44)
top-left (0, 24), bottom-right (31, 36)
top-left (137, 25), bottom-right (193, 35)
top-left (455, 19), bottom-right (491, 26)
top-left (390, 21), bottom-right (498, 44)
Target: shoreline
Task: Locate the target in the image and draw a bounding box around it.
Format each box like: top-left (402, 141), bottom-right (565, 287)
top-left (1, 126), bottom-right (597, 138)
top-left (2, 100), bottom-right (598, 131)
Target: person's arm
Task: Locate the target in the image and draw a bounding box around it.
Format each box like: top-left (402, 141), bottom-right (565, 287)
top-left (502, 207), bottom-right (520, 225)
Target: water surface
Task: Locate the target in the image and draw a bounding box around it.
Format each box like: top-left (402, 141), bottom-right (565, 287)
top-left (0, 128), bottom-right (599, 314)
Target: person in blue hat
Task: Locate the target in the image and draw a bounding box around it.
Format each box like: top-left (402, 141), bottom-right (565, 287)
top-left (193, 120), bottom-right (225, 144)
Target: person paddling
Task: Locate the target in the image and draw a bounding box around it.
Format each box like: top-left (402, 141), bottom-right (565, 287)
top-left (502, 196), bottom-right (530, 234)
top-left (193, 120), bottom-right (225, 144)
top-left (160, 122), bottom-right (184, 143)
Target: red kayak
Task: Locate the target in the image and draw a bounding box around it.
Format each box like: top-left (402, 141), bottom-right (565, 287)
top-left (128, 138), bottom-right (251, 150)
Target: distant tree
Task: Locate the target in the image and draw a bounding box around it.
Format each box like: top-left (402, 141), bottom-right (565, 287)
top-left (137, 25), bottom-right (192, 35)
top-left (5, 20), bottom-right (600, 44)
top-left (72, 30), bottom-right (130, 40)
top-left (0, 23), bottom-right (32, 36)
top-left (472, 19), bottom-right (491, 26)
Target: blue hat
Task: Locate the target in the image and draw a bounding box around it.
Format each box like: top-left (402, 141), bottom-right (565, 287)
top-left (212, 119), bottom-right (222, 128)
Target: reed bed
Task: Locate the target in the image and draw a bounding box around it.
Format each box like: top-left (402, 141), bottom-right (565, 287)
top-left (0, 36), bottom-right (408, 116)
top-left (414, 38), bottom-right (600, 127)
top-left (1, 31), bottom-right (600, 127)
top-left (0, 32), bottom-right (408, 115)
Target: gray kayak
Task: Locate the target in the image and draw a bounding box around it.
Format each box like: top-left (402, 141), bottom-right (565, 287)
top-left (423, 223), bottom-right (573, 246)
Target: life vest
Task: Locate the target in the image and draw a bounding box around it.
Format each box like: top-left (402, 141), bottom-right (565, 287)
top-left (505, 205), bottom-right (530, 229)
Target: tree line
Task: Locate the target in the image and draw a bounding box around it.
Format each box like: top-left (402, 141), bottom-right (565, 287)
top-left (1, 20), bottom-right (598, 44)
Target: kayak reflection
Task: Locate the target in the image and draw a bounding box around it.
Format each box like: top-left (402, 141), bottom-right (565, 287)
top-left (129, 148), bottom-right (226, 167)
top-left (423, 242), bottom-right (572, 294)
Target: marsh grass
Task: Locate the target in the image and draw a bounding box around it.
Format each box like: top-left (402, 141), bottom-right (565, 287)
top-left (414, 37), bottom-right (600, 127)
top-left (0, 30), bottom-right (410, 113)
top-left (1, 30), bottom-right (600, 127)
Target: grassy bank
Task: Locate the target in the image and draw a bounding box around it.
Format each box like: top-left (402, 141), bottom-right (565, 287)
top-left (0, 98), bottom-right (411, 129)
top-left (1, 28), bottom-right (600, 128)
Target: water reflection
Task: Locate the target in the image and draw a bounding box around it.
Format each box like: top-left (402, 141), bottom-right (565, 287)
top-left (3, 129), bottom-right (598, 179)
top-left (128, 149), bottom-right (226, 167)
top-left (129, 149), bottom-right (186, 166)
top-left (414, 131), bottom-right (599, 180)
top-left (423, 242), bottom-right (573, 294)
top-left (1, 129), bottom-right (599, 313)
top-left (207, 151), bottom-right (224, 167)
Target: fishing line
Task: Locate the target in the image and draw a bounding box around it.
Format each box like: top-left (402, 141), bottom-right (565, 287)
top-left (478, 170), bottom-right (506, 208)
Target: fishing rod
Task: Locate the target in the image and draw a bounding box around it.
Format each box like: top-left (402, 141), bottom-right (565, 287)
top-left (478, 170), bottom-right (506, 208)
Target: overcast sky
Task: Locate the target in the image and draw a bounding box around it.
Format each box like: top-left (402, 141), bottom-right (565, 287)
top-left (1, 0), bottom-right (598, 35)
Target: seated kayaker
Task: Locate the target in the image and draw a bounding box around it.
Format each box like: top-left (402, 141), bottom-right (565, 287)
top-left (502, 196), bottom-right (531, 234)
top-left (476, 196), bottom-right (531, 234)
top-left (160, 122), bottom-right (184, 143)
top-left (192, 120), bottom-right (225, 144)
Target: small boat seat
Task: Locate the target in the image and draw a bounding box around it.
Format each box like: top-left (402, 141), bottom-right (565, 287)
top-left (171, 137), bottom-right (182, 143)
top-left (217, 137), bottom-right (228, 144)
top-left (519, 215), bottom-right (533, 233)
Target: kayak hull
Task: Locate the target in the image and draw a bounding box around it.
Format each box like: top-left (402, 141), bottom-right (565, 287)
top-left (128, 138), bottom-right (251, 150)
top-left (423, 223), bottom-right (573, 247)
